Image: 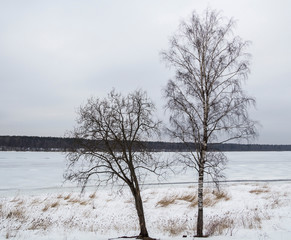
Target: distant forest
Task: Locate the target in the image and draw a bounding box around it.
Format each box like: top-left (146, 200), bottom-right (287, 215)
top-left (0, 136), bottom-right (291, 152)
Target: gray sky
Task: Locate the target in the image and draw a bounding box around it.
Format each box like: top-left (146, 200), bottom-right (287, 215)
top-left (0, 0), bottom-right (290, 144)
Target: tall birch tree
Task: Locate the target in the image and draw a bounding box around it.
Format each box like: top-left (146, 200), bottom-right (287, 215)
top-left (161, 9), bottom-right (257, 237)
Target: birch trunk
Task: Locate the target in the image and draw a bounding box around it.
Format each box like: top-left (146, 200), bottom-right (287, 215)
top-left (196, 157), bottom-right (205, 237)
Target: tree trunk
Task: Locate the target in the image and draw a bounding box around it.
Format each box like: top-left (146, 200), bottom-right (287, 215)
top-left (127, 157), bottom-right (149, 238)
top-left (131, 187), bottom-right (149, 238)
top-left (196, 161), bottom-right (204, 237)
top-left (197, 90), bottom-right (208, 237)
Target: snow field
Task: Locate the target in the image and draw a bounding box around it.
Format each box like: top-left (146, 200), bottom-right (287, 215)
top-left (1, 182), bottom-right (291, 240)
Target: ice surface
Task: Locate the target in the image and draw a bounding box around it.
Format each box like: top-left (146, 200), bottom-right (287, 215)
top-left (1, 151), bottom-right (291, 193)
top-left (0, 152), bottom-right (68, 193)
top-left (224, 152), bottom-right (291, 180)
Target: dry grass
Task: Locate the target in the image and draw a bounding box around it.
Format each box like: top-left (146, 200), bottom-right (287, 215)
top-left (50, 201), bottom-right (59, 208)
top-left (89, 192), bottom-right (96, 199)
top-left (178, 193), bottom-right (196, 203)
top-left (203, 190), bottom-right (230, 207)
top-left (271, 197), bottom-right (280, 208)
top-left (156, 218), bottom-right (192, 236)
top-left (6, 208), bottom-right (26, 220)
top-left (189, 200), bottom-right (198, 208)
top-left (64, 193), bottom-right (71, 200)
top-left (156, 191), bottom-right (198, 208)
top-left (42, 200), bottom-right (60, 211)
top-left (28, 217), bottom-right (52, 231)
top-left (57, 194), bottom-right (63, 199)
top-left (164, 220), bottom-right (184, 236)
top-left (239, 209), bottom-right (265, 230)
top-left (5, 229), bottom-right (17, 239)
top-left (82, 210), bottom-right (92, 218)
top-left (206, 207), bottom-right (266, 236)
top-left (124, 197), bottom-right (134, 204)
top-left (156, 189), bottom-right (230, 208)
top-left (79, 200), bottom-right (88, 206)
top-left (213, 190), bottom-right (230, 200)
top-left (65, 196), bottom-right (89, 206)
top-left (246, 213), bottom-right (262, 229)
top-left (30, 199), bottom-right (41, 205)
top-left (42, 204), bottom-right (50, 212)
top-left (63, 216), bottom-right (79, 229)
top-left (249, 189), bottom-right (269, 194)
top-left (0, 205), bottom-right (2, 220)
top-left (264, 194), bottom-right (281, 209)
top-left (253, 213), bottom-right (262, 228)
top-left (16, 199), bottom-right (24, 206)
top-left (10, 197), bottom-right (20, 203)
top-left (5, 225), bottom-right (21, 238)
top-left (206, 215), bottom-right (235, 236)
top-left (249, 186), bottom-right (270, 195)
top-left (67, 197), bottom-right (80, 203)
top-left (156, 195), bottom-right (177, 207)
top-left (203, 195), bottom-right (214, 207)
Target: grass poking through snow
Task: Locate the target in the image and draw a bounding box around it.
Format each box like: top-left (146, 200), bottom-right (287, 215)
top-left (156, 188), bottom-right (230, 208)
top-left (0, 183), bottom-right (290, 239)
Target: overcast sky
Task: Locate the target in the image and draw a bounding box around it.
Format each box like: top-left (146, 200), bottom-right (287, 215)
top-left (0, 0), bottom-right (290, 144)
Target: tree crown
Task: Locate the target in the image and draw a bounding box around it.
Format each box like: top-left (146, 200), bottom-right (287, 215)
top-left (162, 9), bottom-right (257, 144)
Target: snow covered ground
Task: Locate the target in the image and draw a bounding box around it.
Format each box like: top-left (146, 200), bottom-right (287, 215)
top-left (0, 151), bottom-right (291, 239)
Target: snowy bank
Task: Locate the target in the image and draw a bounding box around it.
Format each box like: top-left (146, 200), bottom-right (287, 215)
top-left (1, 182), bottom-right (291, 240)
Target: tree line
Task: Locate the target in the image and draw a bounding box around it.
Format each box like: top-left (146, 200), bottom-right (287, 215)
top-left (1, 135), bottom-right (290, 152)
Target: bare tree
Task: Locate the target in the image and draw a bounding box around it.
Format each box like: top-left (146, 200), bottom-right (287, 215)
top-left (161, 9), bottom-right (257, 237)
top-left (64, 89), bottom-right (161, 239)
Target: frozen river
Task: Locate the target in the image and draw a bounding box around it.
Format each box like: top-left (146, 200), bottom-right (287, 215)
top-left (0, 151), bottom-right (291, 194)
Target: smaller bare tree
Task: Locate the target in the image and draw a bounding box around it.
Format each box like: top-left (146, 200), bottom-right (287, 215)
top-left (65, 89), bottom-right (161, 239)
